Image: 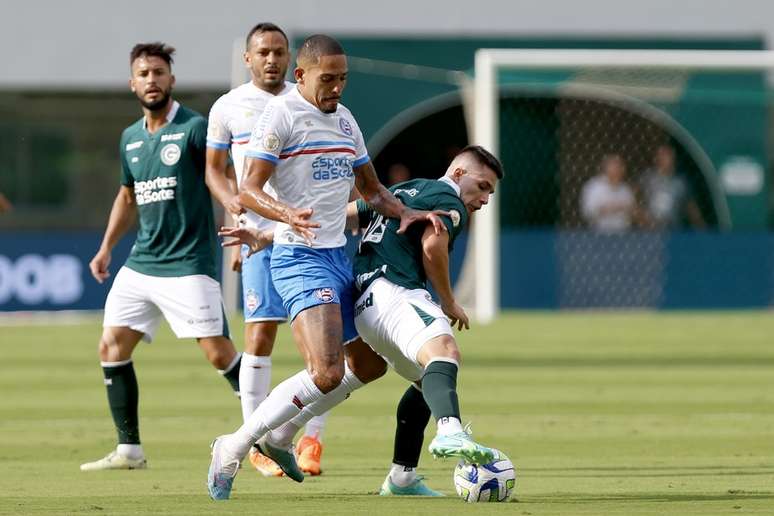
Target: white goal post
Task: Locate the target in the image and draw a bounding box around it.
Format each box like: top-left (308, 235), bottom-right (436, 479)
top-left (471, 48), bottom-right (774, 324)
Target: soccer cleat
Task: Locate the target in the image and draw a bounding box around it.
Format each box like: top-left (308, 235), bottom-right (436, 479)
top-left (207, 435), bottom-right (241, 500)
top-left (428, 431), bottom-right (495, 465)
top-left (256, 436), bottom-right (305, 483)
top-left (249, 448), bottom-right (284, 477)
top-left (295, 434), bottom-right (323, 476)
top-left (80, 450), bottom-right (147, 471)
top-left (379, 475), bottom-right (444, 496)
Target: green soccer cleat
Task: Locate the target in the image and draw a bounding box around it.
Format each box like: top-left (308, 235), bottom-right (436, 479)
top-left (428, 431), bottom-right (495, 465)
top-left (256, 436), bottom-right (305, 483)
top-left (379, 475), bottom-right (444, 496)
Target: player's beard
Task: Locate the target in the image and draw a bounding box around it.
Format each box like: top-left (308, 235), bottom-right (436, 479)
top-left (138, 88), bottom-right (172, 111)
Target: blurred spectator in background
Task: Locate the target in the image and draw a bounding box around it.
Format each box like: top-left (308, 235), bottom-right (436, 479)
top-left (0, 191), bottom-right (12, 213)
top-left (580, 154), bottom-right (637, 232)
top-left (639, 144), bottom-right (705, 230)
top-left (386, 162), bottom-right (411, 186)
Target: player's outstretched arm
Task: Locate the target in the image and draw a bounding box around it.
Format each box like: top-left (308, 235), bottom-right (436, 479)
top-left (353, 162), bottom-right (447, 236)
top-left (89, 186), bottom-right (137, 284)
top-left (239, 156), bottom-right (320, 243)
top-left (205, 147), bottom-right (243, 216)
top-left (218, 226), bottom-right (274, 257)
top-left (421, 224), bottom-right (469, 331)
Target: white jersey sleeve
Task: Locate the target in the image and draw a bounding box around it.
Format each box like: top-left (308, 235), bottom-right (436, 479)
top-left (351, 117), bottom-right (370, 168)
top-left (206, 97), bottom-right (231, 150)
top-left (244, 101), bottom-right (292, 165)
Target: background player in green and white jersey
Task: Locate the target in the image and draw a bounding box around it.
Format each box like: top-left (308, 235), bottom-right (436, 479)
top-left (81, 43), bottom-right (241, 471)
top-left (219, 145), bottom-right (505, 495)
top-left (205, 23), bottom-right (330, 477)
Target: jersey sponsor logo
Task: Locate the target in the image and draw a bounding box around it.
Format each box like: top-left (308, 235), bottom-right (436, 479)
top-left (449, 209), bottom-right (461, 228)
top-left (339, 117), bottom-right (353, 136)
top-left (160, 143), bottom-right (181, 166)
top-left (314, 287), bottom-right (336, 303)
top-left (245, 288), bottom-right (260, 313)
top-left (354, 291), bottom-right (373, 317)
top-left (134, 176), bottom-right (178, 206)
top-left (394, 188), bottom-right (419, 197)
top-left (125, 141), bottom-right (143, 151)
top-left (354, 264), bottom-right (387, 290)
top-left (161, 132), bottom-right (185, 142)
top-left (312, 156), bottom-right (354, 181)
top-left (263, 133), bottom-right (280, 152)
top-left (131, 157), bottom-right (139, 163)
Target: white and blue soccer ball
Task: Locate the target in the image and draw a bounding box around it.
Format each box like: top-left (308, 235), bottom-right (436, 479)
top-left (453, 449), bottom-right (516, 503)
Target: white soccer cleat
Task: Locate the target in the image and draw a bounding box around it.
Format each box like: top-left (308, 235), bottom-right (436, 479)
top-left (80, 450), bottom-right (147, 471)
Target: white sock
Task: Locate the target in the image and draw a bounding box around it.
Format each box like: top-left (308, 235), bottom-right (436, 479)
top-left (437, 416), bottom-right (464, 436)
top-left (389, 463), bottom-right (417, 487)
top-left (227, 369), bottom-right (323, 459)
top-left (304, 412), bottom-right (329, 442)
top-left (239, 353), bottom-right (272, 422)
top-left (116, 443), bottom-right (144, 460)
top-left (267, 363), bottom-right (363, 448)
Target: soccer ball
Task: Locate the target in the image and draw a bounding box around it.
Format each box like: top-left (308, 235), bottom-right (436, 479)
top-left (453, 450), bottom-right (516, 503)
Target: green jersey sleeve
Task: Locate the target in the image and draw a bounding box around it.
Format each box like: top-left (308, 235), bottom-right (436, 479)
top-left (119, 133), bottom-right (134, 187)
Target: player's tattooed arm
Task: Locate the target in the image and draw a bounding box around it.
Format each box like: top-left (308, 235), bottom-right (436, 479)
top-left (421, 224), bottom-right (469, 331)
top-left (239, 156), bottom-right (320, 243)
top-left (353, 161), bottom-right (448, 236)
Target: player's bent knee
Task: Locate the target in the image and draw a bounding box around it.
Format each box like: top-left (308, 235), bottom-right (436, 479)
top-left (311, 364), bottom-right (345, 393)
top-left (199, 337), bottom-right (237, 370)
top-left (244, 323), bottom-right (277, 356)
top-left (345, 340), bottom-right (387, 384)
top-left (418, 334), bottom-right (461, 367)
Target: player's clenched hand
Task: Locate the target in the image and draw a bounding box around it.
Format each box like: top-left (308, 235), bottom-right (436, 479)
top-left (224, 194), bottom-right (245, 217)
top-left (218, 226), bottom-right (272, 258)
top-left (89, 249), bottom-right (111, 284)
top-left (442, 300), bottom-right (470, 331)
top-left (286, 207), bottom-right (320, 245)
top-left (397, 208), bottom-right (450, 236)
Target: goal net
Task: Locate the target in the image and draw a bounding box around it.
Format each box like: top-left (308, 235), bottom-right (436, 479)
top-left (464, 49), bottom-right (774, 322)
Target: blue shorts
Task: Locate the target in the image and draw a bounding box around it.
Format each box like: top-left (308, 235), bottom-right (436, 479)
top-left (270, 245), bottom-right (357, 342)
top-left (241, 244), bottom-right (287, 323)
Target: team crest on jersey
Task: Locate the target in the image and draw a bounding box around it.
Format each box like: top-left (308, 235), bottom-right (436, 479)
top-left (339, 117), bottom-right (353, 136)
top-left (449, 209), bottom-right (461, 228)
top-left (314, 288), bottom-right (336, 303)
top-left (160, 143), bottom-right (181, 166)
top-left (263, 133), bottom-right (280, 152)
top-left (245, 289), bottom-right (260, 313)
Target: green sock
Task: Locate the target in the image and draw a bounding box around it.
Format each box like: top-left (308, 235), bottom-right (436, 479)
top-left (102, 361), bottom-right (140, 444)
top-left (393, 385), bottom-right (431, 467)
top-left (220, 353), bottom-right (241, 395)
top-left (421, 360), bottom-right (460, 421)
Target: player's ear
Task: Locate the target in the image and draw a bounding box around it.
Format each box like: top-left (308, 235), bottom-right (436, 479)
top-left (294, 67), bottom-right (304, 84)
top-left (170, 74), bottom-right (176, 89)
top-left (129, 77), bottom-right (136, 93)
top-left (243, 51), bottom-right (251, 68)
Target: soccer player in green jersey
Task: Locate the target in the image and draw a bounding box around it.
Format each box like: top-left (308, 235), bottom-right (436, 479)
top-left (80, 43), bottom-right (241, 471)
top-left (219, 145), bottom-right (504, 495)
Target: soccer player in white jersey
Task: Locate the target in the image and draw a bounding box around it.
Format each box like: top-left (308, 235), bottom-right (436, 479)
top-left (207, 34), bottom-right (445, 499)
top-left (205, 22), bottom-right (329, 478)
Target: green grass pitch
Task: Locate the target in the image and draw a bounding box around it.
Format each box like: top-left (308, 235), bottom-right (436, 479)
top-left (2, 311), bottom-right (774, 515)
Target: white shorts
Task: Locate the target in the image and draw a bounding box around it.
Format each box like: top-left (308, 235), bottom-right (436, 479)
top-left (354, 277), bottom-right (453, 382)
top-left (103, 266), bottom-right (228, 342)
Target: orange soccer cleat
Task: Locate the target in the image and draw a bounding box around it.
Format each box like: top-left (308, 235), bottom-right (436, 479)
top-left (249, 448), bottom-right (284, 477)
top-left (295, 434), bottom-right (323, 476)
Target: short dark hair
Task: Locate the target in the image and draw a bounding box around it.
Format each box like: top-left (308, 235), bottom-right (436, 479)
top-left (297, 34), bottom-right (345, 65)
top-left (459, 145), bottom-right (504, 179)
top-left (245, 22), bottom-right (289, 50)
top-left (130, 42), bottom-right (175, 68)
